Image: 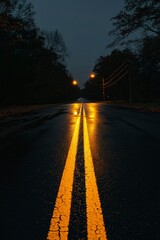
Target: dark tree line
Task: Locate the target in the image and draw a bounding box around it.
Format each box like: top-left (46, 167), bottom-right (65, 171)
top-left (0, 0), bottom-right (80, 105)
top-left (83, 49), bottom-right (135, 101)
top-left (83, 0), bottom-right (160, 102)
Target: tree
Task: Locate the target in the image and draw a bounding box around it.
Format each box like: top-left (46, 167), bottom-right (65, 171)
top-left (0, 0), bottom-right (37, 104)
top-left (107, 0), bottom-right (160, 102)
top-left (136, 35), bottom-right (160, 100)
top-left (83, 49), bottom-right (137, 101)
top-left (0, 0), bottom-right (75, 105)
top-left (44, 29), bottom-right (69, 63)
top-left (109, 0), bottom-right (160, 46)
top-left (0, 0), bottom-right (35, 32)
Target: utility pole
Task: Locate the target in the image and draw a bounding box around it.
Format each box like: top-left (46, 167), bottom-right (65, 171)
top-left (90, 73), bottom-right (105, 101)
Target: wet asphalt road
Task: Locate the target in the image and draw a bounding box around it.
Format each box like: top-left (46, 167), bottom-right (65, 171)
top-left (0, 101), bottom-right (160, 240)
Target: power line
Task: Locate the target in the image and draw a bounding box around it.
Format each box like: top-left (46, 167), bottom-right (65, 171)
top-left (89, 59), bottom-right (129, 100)
top-left (105, 71), bottom-right (128, 88)
top-left (104, 59), bottom-right (128, 83)
top-left (104, 64), bottom-right (128, 86)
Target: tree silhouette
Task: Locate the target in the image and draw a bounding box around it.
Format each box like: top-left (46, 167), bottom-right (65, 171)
top-left (105, 0), bottom-right (160, 102)
top-left (44, 29), bottom-right (69, 63)
top-left (0, 0), bottom-right (78, 105)
top-left (109, 0), bottom-right (160, 47)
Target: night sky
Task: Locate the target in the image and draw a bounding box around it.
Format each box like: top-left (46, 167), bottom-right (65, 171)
top-left (31, 0), bottom-right (124, 87)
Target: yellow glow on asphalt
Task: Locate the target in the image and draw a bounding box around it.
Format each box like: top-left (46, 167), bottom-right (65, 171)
top-left (83, 107), bottom-right (107, 240)
top-left (47, 104), bottom-right (107, 239)
top-left (87, 104), bottom-right (98, 138)
top-left (47, 105), bottom-right (82, 240)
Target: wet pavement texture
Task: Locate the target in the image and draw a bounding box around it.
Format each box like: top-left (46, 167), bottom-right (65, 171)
top-left (0, 102), bottom-right (160, 240)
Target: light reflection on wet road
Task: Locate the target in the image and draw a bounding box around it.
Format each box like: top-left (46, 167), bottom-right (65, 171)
top-left (0, 101), bottom-right (160, 240)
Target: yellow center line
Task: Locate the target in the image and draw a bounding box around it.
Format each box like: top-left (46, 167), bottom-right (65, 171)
top-left (83, 107), bottom-right (107, 240)
top-left (47, 104), bottom-right (107, 239)
top-left (47, 105), bottom-right (82, 240)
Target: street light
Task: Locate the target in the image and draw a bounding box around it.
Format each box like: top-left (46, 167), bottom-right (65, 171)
top-left (90, 73), bottom-right (96, 79)
top-left (72, 80), bottom-right (78, 85)
top-left (66, 80), bottom-right (78, 102)
top-left (89, 73), bottom-right (105, 101)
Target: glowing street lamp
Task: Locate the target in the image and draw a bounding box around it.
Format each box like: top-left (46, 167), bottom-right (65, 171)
top-left (90, 73), bottom-right (105, 101)
top-left (72, 80), bottom-right (78, 85)
top-left (90, 73), bottom-right (96, 79)
top-left (66, 80), bottom-right (78, 102)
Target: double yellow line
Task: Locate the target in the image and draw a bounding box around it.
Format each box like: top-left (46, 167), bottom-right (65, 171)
top-left (47, 104), bottom-right (107, 240)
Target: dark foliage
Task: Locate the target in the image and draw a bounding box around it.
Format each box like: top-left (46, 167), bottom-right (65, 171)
top-left (0, 0), bottom-right (80, 105)
top-left (83, 0), bottom-right (160, 103)
top-left (109, 0), bottom-right (160, 47)
top-left (83, 45), bottom-right (160, 102)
